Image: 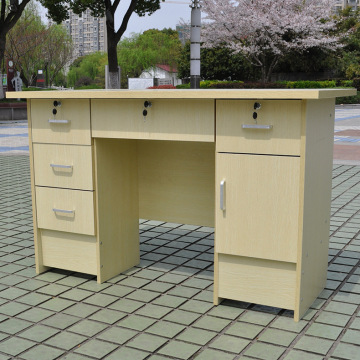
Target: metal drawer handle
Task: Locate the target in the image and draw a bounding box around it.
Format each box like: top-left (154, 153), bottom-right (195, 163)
top-left (242, 124), bottom-right (273, 130)
top-left (48, 119), bottom-right (70, 124)
top-left (50, 164), bottom-right (73, 169)
top-left (220, 179), bottom-right (226, 211)
top-left (52, 208), bottom-right (75, 214)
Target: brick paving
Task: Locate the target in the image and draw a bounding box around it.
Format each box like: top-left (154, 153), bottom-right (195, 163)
top-left (0, 109), bottom-right (359, 359)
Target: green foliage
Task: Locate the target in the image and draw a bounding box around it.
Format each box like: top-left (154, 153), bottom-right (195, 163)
top-left (284, 80), bottom-right (337, 88)
top-left (67, 52), bottom-right (107, 88)
top-left (336, 92), bottom-right (360, 104)
top-left (118, 29), bottom-right (182, 88)
top-left (178, 43), bottom-right (259, 81)
top-left (39, 0), bottom-right (161, 23)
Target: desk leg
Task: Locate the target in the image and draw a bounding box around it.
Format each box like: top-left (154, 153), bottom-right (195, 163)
top-left (94, 139), bottom-right (140, 283)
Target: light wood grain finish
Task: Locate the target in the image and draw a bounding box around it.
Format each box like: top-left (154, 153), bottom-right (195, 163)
top-left (294, 98), bottom-right (335, 321)
top-left (27, 102), bottom-right (50, 274)
top-left (138, 140), bottom-right (215, 227)
top-left (94, 139), bottom-right (139, 283)
top-left (7, 88), bottom-right (356, 100)
top-left (31, 99), bottom-right (91, 145)
top-left (218, 254), bottom-right (296, 310)
top-left (91, 99), bottom-right (214, 142)
top-left (216, 153), bottom-right (300, 263)
top-left (33, 144), bottom-right (93, 190)
top-left (216, 100), bottom-right (302, 155)
top-left (41, 230), bottom-right (97, 275)
top-left (35, 187), bottom-right (95, 236)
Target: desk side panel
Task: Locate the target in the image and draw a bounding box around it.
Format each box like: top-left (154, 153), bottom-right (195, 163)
top-left (94, 139), bottom-right (140, 283)
top-left (27, 101), bottom-right (49, 274)
top-left (295, 98), bottom-right (335, 321)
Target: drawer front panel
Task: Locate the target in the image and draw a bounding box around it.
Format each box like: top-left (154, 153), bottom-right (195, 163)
top-left (36, 187), bottom-right (95, 235)
top-left (216, 153), bottom-right (300, 263)
top-left (92, 99), bottom-right (215, 142)
top-left (33, 144), bottom-right (93, 190)
top-left (41, 230), bottom-right (97, 275)
top-left (218, 254), bottom-right (296, 310)
top-left (31, 99), bottom-right (91, 145)
top-left (216, 100), bottom-right (302, 155)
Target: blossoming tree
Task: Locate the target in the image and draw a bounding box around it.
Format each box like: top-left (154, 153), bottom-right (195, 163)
top-left (201, 0), bottom-right (341, 83)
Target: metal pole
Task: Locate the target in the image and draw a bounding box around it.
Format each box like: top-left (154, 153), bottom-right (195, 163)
top-left (190, 0), bottom-right (201, 89)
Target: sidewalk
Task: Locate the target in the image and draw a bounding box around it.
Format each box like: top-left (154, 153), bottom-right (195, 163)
top-left (0, 111), bottom-right (359, 359)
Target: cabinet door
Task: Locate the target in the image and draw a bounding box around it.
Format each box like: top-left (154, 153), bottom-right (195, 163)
top-left (216, 153), bottom-right (300, 263)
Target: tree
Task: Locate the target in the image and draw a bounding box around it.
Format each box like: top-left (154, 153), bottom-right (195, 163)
top-left (332, 7), bottom-right (360, 79)
top-left (6, 2), bottom-right (73, 87)
top-left (201, 0), bottom-right (341, 83)
top-left (67, 52), bottom-right (107, 88)
top-left (118, 28), bottom-right (182, 87)
top-left (178, 42), bottom-right (259, 81)
top-left (0, 0), bottom-right (32, 97)
top-left (40, 0), bottom-right (162, 89)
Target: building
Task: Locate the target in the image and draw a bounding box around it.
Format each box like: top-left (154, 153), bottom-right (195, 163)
top-left (333, 0), bottom-right (359, 12)
top-left (63, 9), bottom-right (106, 60)
top-left (140, 64), bottom-right (182, 86)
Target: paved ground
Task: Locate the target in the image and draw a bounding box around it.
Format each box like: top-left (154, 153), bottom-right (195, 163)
top-left (0, 108), bottom-right (359, 359)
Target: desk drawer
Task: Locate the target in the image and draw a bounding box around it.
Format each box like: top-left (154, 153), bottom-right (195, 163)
top-left (91, 99), bottom-right (214, 142)
top-left (31, 99), bottom-right (91, 145)
top-left (33, 144), bottom-right (93, 190)
top-left (216, 100), bottom-right (302, 155)
top-left (41, 230), bottom-right (97, 275)
top-left (36, 187), bottom-right (95, 236)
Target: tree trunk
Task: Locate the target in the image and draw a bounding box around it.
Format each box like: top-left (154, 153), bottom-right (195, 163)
top-left (107, 30), bottom-right (120, 89)
top-left (0, 34), bottom-right (6, 99)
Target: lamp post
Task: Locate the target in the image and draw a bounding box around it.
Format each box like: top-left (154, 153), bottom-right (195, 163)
top-left (190, 0), bottom-right (201, 89)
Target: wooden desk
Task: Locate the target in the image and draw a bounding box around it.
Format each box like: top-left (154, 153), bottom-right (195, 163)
top-left (8, 88), bottom-right (356, 321)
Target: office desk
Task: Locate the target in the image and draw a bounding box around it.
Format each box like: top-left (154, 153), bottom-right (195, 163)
top-left (8, 88), bottom-right (356, 321)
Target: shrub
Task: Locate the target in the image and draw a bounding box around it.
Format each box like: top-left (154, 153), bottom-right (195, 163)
top-left (147, 85), bottom-right (177, 89)
top-left (75, 76), bottom-right (94, 88)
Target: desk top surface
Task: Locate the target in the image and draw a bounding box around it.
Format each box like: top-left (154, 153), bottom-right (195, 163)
top-left (6, 88), bottom-right (357, 100)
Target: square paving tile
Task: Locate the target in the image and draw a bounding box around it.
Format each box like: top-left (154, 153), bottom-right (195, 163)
top-left (68, 319), bottom-right (108, 337)
top-left (332, 342), bottom-right (360, 360)
top-left (89, 309), bottom-right (126, 324)
top-left (74, 339), bottom-right (118, 359)
top-left (135, 304), bottom-right (172, 319)
top-left (177, 327), bottom-right (217, 345)
top-left (193, 348), bottom-right (236, 360)
top-left (97, 327), bottom-right (137, 344)
top-left (118, 314), bottom-right (156, 331)
top-left (0, 318), bottom-right (32, 334)
top-left (158, 340), bottom-right (201, 359)
top-left (316, 311), bottom-right (351, 327)
top-left (0, 301), bottom-right (30, 316)
top-left (18, 324), bottom-right (59, 342)
top-left (294, 335), bottom-right (334, 355)
top-left (258, 328), bottom-right (297, 347)
top-left (0, 337), bottom-right (35, 356)
top-left (306, 323), bottom-right (343, 340)
top-left (225, 322), bottom-right (263, 339)
top-left (193, 315), bottom-right (231, 332)
top-left (128, 333), bottom-right (168, 352)
top-left (64, 303), bottom-right (100, 318)
top-left (19, 344), bottom-right (64, 360)
top-left (208, 305), bottom-right (245, 320)
top-left (163, 309), bottom-right (202, 325)
top-left (146, 321), bottom-right (185, 338)
top-left (45, 331), bottom-right (87, 350)
top-left (109, 299), bottom-right (144, 313)
top-left (41, 313), bottom-right (80, 330)
top-left (209, 334), bottom-right (250, 353)
top-left (106, 347), bottom-right (149, 360)
top-left (244, 342), bottom-right (285, 360)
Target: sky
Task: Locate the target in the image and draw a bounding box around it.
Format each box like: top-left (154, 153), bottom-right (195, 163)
top-left (39, 1), bottom-right (193, 38)
top-left (120, 1), bottom-right (192, 38)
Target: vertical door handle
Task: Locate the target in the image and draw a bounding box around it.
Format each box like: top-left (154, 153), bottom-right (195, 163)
top-left (220, 179), bottom-right (226, 211)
